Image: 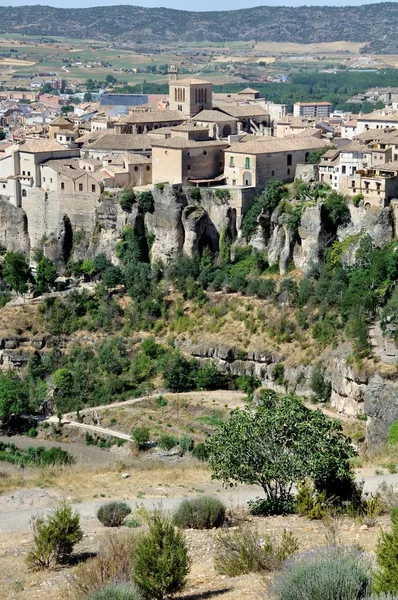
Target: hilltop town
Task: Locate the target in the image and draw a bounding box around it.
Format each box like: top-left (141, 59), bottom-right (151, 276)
top-left (3, 9), bottom-right (398, 600)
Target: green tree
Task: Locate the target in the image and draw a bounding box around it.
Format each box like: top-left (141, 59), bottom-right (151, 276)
top-left (322, 191), bottom-right (351, 230)
top-left (3, 251), bottom-right (29, 293)
top-left (0, 371), bottom-right (29, 423)
top-left (83, 91), bottom-right (93, 102)
top-left (35, 257), bottom-right (57, 294)
top-left (119, 188), bottom-right (136, 211)
top-left (0, 131), bottom-right (5, 141)
top-left (133, 509), bottom-right (190, 600)
top-left (374, 507), bottom-right (398, 594)
top-left (205, 393), bottom-right (356, 510)
top-left (241, 181), bottom-right (288, 240)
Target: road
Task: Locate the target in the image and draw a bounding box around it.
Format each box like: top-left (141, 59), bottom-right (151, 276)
top-left (1, 473), bottom-right (397, 533)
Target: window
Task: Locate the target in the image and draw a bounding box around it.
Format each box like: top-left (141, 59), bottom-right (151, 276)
top-left (134, 166), bottom-right (138, 172)
top-left (287, 168), bottom-right (290, 175)
top-left (287, 154), bottom-right (292, 166)
top-left (43, 177), bottom-right (46, 182)
top-left (271, 170), bottom-right (275, 176)
top-left (187, 165), bottom-right (190, 171)
top-left (91, 184), bottom-right (96, 192)
top-left (79, 183), bottom-right (83, 191)
top-left (22, 171), bottom-right (25, 175)
top-left (352, 181), bottom-right (356, 187)
top-left (342, 165), bottom-right (346, 174)
top-left (376, 182), bottom-right (381, 190)
top-left (219, 162), bottom-right (223, 167)
top-left (22, 189), bottom-right (27, 197)
top-left (2, 184), bottom-right (5, 189)
top-left (27, 171), bottom-right (31, 176)
top-left (203, 151), bottom-right (207, 156)
top-left (61, 182), bottom-right (65, 190)
top-left (50, 178), bottom-right (53, 183)
top-left (229, 156), bottom-right (235, 167)
top-left (146, 166), bottom-right (150, 171)
top-left (245, 157), bottom-right (250, 168)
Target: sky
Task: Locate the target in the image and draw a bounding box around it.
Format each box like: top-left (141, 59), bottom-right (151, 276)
top-left (0, 0), bottom-right (388, 8)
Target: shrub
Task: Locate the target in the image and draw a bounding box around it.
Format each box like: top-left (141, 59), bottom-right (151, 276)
top-left (179, 436), bottom-right (194, 453)
top-left (248, 495), bottom-right (295, 516)
top-left (189, 187), bottom-right (201, 200)
top-left (26, 502), bottom-right (83, 569)
top-left (87, 585), bottom-right (141, 600)
top-left (192, 442), bottom-right (208, 462)
top-left (120, 188), bottom-right (136, 211)
top-left (214, 525), bottom-right (298, 576)
top-left (157, 434), bottom-right (179, 451)
top-left (271, 363), bottom-right (285, 386)
top-left (310, 363), bottom-right (332, 403)
top-left (67, 531), bottom-right (136, 600)
top-left (97, 502), bottom-right (132, 527)
top-left (296, 479), bottom-right (328, 520)
top-left (132, 427), bottom-right (150, 450)
top-left (273, 545), bottom-right (372, 600)
top-left (0, 442), bottom-right (74, 467)
top-left (374, 507), bottom-right (398, 594)
top-left (173, 496), bottom-right (226, 529)
top-left (133, 509), bottom-right (190, 600)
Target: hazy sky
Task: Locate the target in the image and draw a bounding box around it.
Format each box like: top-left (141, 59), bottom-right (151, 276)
top-left (0, 0), bottom-right (388, 9)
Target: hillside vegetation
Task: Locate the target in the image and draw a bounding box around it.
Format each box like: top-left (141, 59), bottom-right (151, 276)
top-left (1, 3), bottom-right (398, 51)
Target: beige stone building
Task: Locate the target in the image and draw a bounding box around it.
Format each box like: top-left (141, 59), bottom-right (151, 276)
top-left (48, 115), bottom-right (75, 140)
top-left (81, 134), bottom-right (153, 160)
top-left (345, 163), bottom-right (398, 209)
top-left (224, 137), bottom-right (330, 187)
top-left (191, 110), bottom-right (238, 138)
top-left (114, 110), bottom-right (185, 135)
top-left (40, 159), bottom-right (104, 194)
top-left (169, 77), bottom-right (213, 117)
top-left (152, 125), bottom-right (228, 185)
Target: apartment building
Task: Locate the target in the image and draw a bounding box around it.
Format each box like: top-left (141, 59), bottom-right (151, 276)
top-left (293, 102), bottom-right (333, 118)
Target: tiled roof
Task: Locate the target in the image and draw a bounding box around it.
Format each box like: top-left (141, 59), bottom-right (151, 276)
top-left (341, 141), bottom-right (371, 153)
top-left (84, 134), bottom-right (153, 150)
top-left (226, 137), bottom-right (329, 155)
top-left (358, 111), bottom-right (398, 122)
top-left (151, 136), bottom-right (228, 150)
top-left (49, 115), bottom-right (72, 126)
top-left (42, 158), bottom-right (86, 179)
top-left (237, 88), bottom-right (260, 94)
top-left (117, 110), bottom-right (185, 124)
top-left (171, 123), bottom-right (209, 131)
top-left (19, 139), bottom-right (66, 153)
top-left (220, 105), bottom-right (269, 118)
top-left (120, 153), bottom-right (151, 164)
top-left (192, 110), bottom-right (238, 122)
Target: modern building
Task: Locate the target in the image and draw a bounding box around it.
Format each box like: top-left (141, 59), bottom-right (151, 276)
top-left (293, 102), bottom-right (333, 118)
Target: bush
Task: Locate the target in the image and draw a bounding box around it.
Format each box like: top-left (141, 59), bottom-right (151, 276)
top-left (87, 585), bottom-right (141, 600)
top-left (179, 436), bottom-right (194, 453)
top-left (173, 496), bottom-right (226, 530)
top-left (97, 502), bottom-right (132, 527)
top-left (296, 479), bottom-right (328, 520)
top-left (67, 531), bottom-right (137, 600)
top-left (26, 502), bottom-right (83, 569)
top-left (214, 525), bottom-right (299, 576)
top-left (157, 434), bottom-right (179, 451)
top-left (389, 422), bottom-right (398, 445)
top-left (374, 507), bottom-right (398, 594)
top-left (132, 427), bottom-right (150, 450)
top-left (133, 509), bottom-right (190, 600)
top-left (310, 363), bottom-right (332, 403)
top-left (248, 495), bottom-right (295, 516)
top-left (273, 545), bottom-right (372, 600)
top-left (120, 188), bottom-right (136, 211)
top-left (192, 442), bottom-right (208, 461)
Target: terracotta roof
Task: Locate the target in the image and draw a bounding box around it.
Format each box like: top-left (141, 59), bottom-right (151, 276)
top-left (358, 111), bottom-right (398, 122)
top-left (192, 110), bottom-right (238, 123)
top-left (343, 119), bottom-right (358, 127)
top-left (120, 153), bottom-right (151, 165)
top-left (353, 129), bottom-right (387, 141)
top-left (117, 110), bottom-right (185, 125)
top-left (237, 88), bottom-right (260, 94)
top-left (220, 105), bottom-right (269, 119)
top-left (49, 115), bottom-right (72, 126)
top-left (42, 158), bottom-right (86, 179)
top-left (151, 136), bottom-right (228, 150)
top-left (19, 139), bottom-right (66, 153)
top-left (341, 141), bottom-right (370, 153)
top-left (84, 134), bottom-right (153, 151)
top-left (226, 137), bottom-right (329, 155)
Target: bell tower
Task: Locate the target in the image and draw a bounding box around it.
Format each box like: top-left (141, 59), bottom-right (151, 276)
top-left (168, 65), bottom-right (178, 82)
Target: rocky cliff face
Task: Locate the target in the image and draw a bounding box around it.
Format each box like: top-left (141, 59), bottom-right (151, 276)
top-left (365, 375), bottom-right (398, 446)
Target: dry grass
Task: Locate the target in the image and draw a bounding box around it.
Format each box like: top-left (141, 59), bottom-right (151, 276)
top-left (253, 40), bottom-right (366, 54)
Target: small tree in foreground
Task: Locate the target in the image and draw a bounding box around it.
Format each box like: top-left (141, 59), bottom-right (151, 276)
top-left (374, 507), bottom-right (398, 594)
top-left (205, 391), bottom-right (356, 514)
top-left (133, 509), bottom-right (190, 600)
top-left (97, 502), bottom-right (132, 527)
top-left (26, 502), bottom-right (83, 569)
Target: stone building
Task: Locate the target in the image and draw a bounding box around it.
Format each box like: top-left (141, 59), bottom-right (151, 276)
top-left (81, 134), bottom-right (153, 160)
top-left (48, 115), bottom-right (74, 140)
top-left (191, 110), bottom-right (238, 138)
top-left (169, 77), bottom-right (213, 118)
top-left (114, 110), bottom-right (185, 135)
top-left (151, 125), bottom-right (228, 185)
top-left (224, 137), bottom-right (330, 187)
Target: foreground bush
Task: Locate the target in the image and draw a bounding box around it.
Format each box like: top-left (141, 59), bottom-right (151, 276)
top-left (248, 495), bottom-right (295, 516)
top-left (67, 532), bottom-right (136, 600)
top-left (133, 509), bottom-right (190, 600)
top-left (26, 502), bottom-right (83, 569)
top-left (97, 502), bottom-right (132, 527)
top-left (173, 496), bottom-right (226, 529)
top-left (132, 427), bottom-right (150, 450)
top-left (157, 434), bottom-right (179, 451)
top-left (374, 507), bottom-right (398, 594)
top-left (273, 545), bottom-right (371, 600)
top-left (214, 525), bottom-right (298, 577)
top-left (87, 584), bottom-right (141, 600)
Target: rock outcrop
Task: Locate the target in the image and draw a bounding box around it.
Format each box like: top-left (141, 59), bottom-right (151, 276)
top-left (364, 374), bottom-right (398, 446)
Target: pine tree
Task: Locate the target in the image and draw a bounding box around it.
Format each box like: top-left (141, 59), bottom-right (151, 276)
top-left (374, 508), bottom-right (398, 593)
top-left (133, 509), bottom-right (190, 600)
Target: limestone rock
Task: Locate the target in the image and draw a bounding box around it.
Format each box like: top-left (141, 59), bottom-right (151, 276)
top-left (182, 205), bottom-right (208, 256)
top-left (364, 374), bottom-right (398, 447)
top-left (145, 185), bottom-right (186, 263)
top-left (294, 203), bottom-right (325, 274)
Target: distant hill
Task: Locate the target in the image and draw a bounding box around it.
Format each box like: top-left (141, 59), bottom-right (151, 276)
top-left (1, 3), bottom-right (398, 53)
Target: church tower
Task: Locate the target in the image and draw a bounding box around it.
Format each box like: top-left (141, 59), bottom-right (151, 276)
top-left (168, 65), bottom-right (178, 82)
